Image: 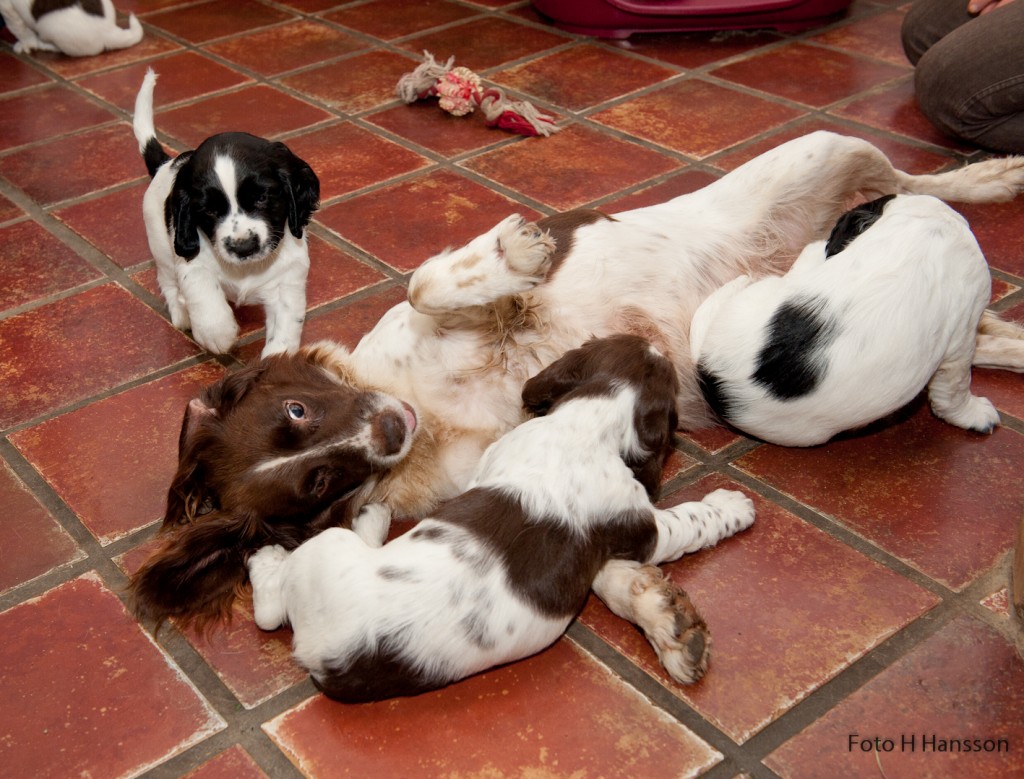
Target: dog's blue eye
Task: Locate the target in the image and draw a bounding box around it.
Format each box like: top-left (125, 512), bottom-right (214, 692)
top-left (285, 402), bottom-right (306, 420)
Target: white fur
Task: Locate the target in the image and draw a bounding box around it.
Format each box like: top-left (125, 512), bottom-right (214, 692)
top-left (0, 0), bottom-right (141, 56)
top-left (134, 70), bottom-right (311, 357)
top-left (249, 371), bottom-right (755, 699)
top-left (689, 195), bottom-right (1000, 446)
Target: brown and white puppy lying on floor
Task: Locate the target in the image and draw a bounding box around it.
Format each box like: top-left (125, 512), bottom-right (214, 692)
top-left (247, 335), bottom-right (755, 701)
top-left (128, 131), bottom-right (1024, 634)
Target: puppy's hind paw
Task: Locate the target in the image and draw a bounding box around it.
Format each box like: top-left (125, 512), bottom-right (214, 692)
top-left (632, 565), bottom-right (711, 684)
top-left (498, 215), bottom-right (555, 280)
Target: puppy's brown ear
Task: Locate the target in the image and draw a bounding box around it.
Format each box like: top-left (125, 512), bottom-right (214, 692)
top-left (128, 514), bottom-right (251, 632)
top-left (522, 347), bottom-right (589, 416)
top-left (164, 399), bottom-right (217, 529)
top-left (281, 152), bottom-right (320, 238)
top-left (628, 355), bottom-right (680, 497)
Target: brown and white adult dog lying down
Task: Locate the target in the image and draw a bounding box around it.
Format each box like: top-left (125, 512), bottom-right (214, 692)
top-left (128, 131), bottom-right (1024, 631)
top-left (247, 335), bottom-right (755, 701)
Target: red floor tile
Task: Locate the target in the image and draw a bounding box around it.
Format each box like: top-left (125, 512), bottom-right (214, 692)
top-left (26, 33), bottom-right (182, 79)
top-left (0, 284), bottom-right (198, 429)
top-left (264, 640), bottom-right (720, 778)
top-left (0, 85), bottom-right (116, 151)
top-left (11, 363), bottom-right (224, 544)
top-left (52, 182), bottom-right (152, 269)
top-left (736, 407), bottom-right (1024, 591)
top-left (463, 124), bottom-right (680, 210)
top-left (0, 459), bottom-right (83, 593)
top-left (305, 233), bottom-right (390, 308)
top-left (181, 600), bottom-right (307, 709)
top-left (0, 191), bottom-right (22, 222)
top-left (323, 0), bottom-right (481, 40)
top-left (152, 85), bottom-right (333, 148)
top-left (955, 200), bottom-right (1024, 279)
top-left (204, 20), bottom-right (367, 76)
top-left (580, 474), bottom-right (938, 742)
top-left (280, 51), bottom-right (420, 116)
top-left (591, 78), bottom-right (804, 159)
top-left (144, 0), bottom-right (295, 43)
top-left (316, 170), bottom-right (537, 271)
top-left (77, 52), bottom-right (252, 113)
top-left (810, 8), bottom-right (910, 66)
top-left (398, 17), bottom-right (568, 71)
top-left (492, 43), bottom-right (677, 111)
top-left (712, 43), bottom-right (908, 108)
top-left (766, 615), bottom-right (1024, 777)
top-left (0, 220), bottom-right (101, 309)
top-left (285, 122), bottom-right (431, 202)
top-left (0, 123), bottom-right (144, 206)
top-left (832, 78), bottom-right (976, 151)
top-left (365, 100), bottom-right (511, 158)
top-left (301, 284), bottom-right (408, 351)
top-left (0, 574), bottom-right (225, 778)
top-left (0, 50), bottom-right (53, 92)
top-left (184, 746), bottom-right (268, 779)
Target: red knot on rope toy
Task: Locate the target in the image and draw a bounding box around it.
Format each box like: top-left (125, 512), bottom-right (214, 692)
top-left (396, 51), bottom-right (559, 137)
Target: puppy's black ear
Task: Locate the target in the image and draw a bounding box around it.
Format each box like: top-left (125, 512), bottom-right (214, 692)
top-left (824, 194), bottom-right (895, 258)
top-left (281, 151), bottom-right (320, 238)
top-left (522, 347), bottom-right (589, 416)
top-left (170, 184), bottom-right (201, 260)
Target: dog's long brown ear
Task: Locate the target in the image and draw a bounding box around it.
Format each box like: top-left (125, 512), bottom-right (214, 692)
top-left (628, 353), bottom-right (680, 497)
top-left (128, 513), bottom-right (251, 632)
top-left (522, 347), bottom-right (590, 416)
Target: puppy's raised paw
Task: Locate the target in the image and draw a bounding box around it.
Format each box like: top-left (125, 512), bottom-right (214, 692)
top-left (498, 215), bottom-right (555, 280)
top-left (631, 565), bottom-right (711, 684)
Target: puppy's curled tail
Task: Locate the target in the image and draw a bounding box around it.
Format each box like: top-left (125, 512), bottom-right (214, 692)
top-left (105, 13), bottom-right (144, 51)
top-left (134, 68), bottom-right (170, 178)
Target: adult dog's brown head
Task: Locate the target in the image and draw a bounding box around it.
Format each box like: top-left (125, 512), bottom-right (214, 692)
top-left (129, 344), bottom-right (417, 630)
top-left (521, 334), bottom-right (680, 496)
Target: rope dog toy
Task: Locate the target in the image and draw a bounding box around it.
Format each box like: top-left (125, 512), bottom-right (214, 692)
top-left (395, 51), bottom-right (559, 137)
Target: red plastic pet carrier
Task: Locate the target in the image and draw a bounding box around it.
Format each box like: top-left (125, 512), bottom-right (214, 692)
top-left (531, 0), bottom-right (853, 37)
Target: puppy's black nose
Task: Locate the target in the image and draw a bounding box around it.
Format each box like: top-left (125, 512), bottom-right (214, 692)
top-left (225, 235), bottom-right (261, 259)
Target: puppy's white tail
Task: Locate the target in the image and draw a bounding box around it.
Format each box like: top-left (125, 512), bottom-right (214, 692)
top-left (103, 13), bottom-right (144, 51)
top-left (134, 69), bottom-right (170, 178)
top-left (895, 156), bottom-right (1024, 203)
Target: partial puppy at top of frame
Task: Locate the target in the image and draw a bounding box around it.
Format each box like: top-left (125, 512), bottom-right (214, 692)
top-left (691, 194), bottom-right (1005, 447)
top-left (247, 334), bottom-right (755, 702)
top-left (133, 69), bottom-right (320, 358)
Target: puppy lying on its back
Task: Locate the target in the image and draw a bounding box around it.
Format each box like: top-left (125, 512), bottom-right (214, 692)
top-left (248, 335), bottom-right (755, 702)
top-left (691, 194), bottom-right (999, 447)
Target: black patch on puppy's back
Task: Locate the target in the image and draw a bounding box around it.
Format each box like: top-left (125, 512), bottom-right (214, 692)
top-left (32, 0), bottom-right (103, 20)
top-left (697, 362), bottom-right (735, 423)
top-left (312, 631), bottom-right (441, 703)
top-left (825, 194), bottom-right (895, 257)
top-left (753, 295), bottom-right (838, 400)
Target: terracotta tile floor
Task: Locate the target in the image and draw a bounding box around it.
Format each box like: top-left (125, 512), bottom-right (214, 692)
top-left (1, 1), bottom-right (1023, 777)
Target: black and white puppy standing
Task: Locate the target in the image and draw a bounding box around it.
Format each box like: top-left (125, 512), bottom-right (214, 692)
top-left (0, 0), bottom-right (142, 56)
top-left (690, 194), bottom-right (1000, 447)
top-left (133, 70), bottom-right (320, 357)
top-left (248, 335), bottom-right (755, 702)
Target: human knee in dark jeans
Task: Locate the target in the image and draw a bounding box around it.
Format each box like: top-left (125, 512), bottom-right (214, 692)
top-left (901, 0), bottom-right (1024, 153)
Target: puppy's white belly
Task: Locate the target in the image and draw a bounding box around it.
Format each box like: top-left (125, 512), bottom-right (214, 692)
top-left (280, 527), bottom-right (565, 682)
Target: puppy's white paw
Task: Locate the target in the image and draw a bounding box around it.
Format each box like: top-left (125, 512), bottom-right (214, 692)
top-left (190, 314), bottom-right (239, 355)
top-left (248, 544), bottom-right (289, 577)
top-left (631, 565), bottom-right (710, 684)
top-left (498, 215), bottom-right (555, 280)
top-left (352, 503), bottom-right (391, 548)
top-left (702, 488), bottom-right (756, 535)
top-left (939, 395), bottom-right (1001, 434)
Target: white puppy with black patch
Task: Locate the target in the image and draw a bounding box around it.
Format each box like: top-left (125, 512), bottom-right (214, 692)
top-left (690, 194), bottom-right (1000, 446)
top-left (247, 335), bottom-right (755, 702)
top-left (133, 69), bottom-right (320, 357)
top-left (0, 0), bottom-right (142, 56)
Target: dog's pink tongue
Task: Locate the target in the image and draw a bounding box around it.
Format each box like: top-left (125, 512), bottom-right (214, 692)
top-left (403, 403), bottom-right (418, 433)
